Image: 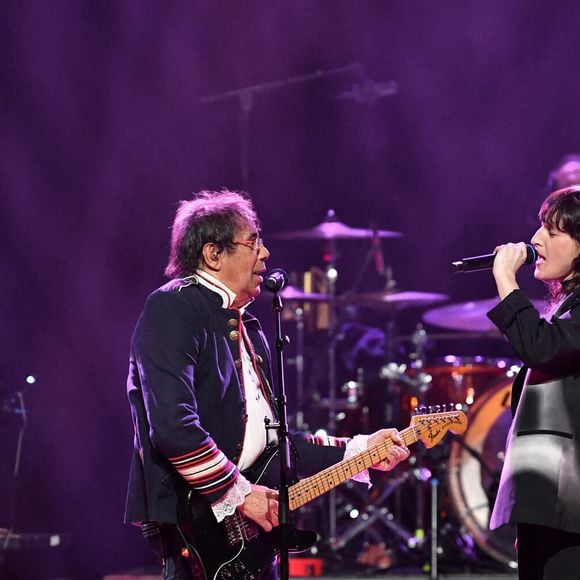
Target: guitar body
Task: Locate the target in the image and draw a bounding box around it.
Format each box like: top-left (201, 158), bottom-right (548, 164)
top-left (179, 445), bottom-right (315, 579)
top-left (180, 493), bottom-right (316, 579)
top-left (177, 410), bottom-right (467, 579)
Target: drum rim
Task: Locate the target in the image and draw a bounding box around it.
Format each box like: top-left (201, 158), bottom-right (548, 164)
top-left (447, 374), bottom-right (518, 568)
top-left (424, 355), bottom-right (519, 369)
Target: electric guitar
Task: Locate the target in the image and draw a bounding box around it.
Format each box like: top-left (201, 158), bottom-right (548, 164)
top-left (179, 409), bottom-right (467, 579)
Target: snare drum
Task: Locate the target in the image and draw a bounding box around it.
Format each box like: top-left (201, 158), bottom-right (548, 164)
top-left (447, 372), bottom-right (518, 568)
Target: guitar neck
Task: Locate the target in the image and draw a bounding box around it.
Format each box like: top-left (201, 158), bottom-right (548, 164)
top-left (288, 426), bottom-right (419, 511)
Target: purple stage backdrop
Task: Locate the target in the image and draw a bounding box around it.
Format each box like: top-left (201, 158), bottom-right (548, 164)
top-left (1, 2), bottom-right (579, 578)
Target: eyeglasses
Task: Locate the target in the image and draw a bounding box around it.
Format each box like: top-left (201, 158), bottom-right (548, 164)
top-left (232, 237), bottom-right (264, 251)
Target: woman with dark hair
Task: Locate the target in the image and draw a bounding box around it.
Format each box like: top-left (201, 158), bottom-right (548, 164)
top-left (487, 186), bottom-right (580, 579)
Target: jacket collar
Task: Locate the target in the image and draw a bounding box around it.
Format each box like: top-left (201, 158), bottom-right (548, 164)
top-left (553, 288), bottom-right (580, 318)
top-left (185, 269), bottom-right (253, 312)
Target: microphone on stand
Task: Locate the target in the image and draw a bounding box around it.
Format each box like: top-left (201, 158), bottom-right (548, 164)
top-left (452, 244), bottom-right (537, 273)
top-left (264, 268), bottom-right (289, 293)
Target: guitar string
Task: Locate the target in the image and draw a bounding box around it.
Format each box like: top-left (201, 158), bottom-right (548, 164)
top-left (289, 429), bottom-right (415, 509)
top-left (288, 413), bottom-right (464, 510)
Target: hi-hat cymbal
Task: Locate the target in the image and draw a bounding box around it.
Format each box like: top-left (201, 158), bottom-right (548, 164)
top-left (340, 290), bottom-right (449, 310)
top-left (270, 220), bottom-right (402, 240)
top-left (279, 285), bottom-right (329, 302)
top-left (423, 298), bottom-right (544, 333)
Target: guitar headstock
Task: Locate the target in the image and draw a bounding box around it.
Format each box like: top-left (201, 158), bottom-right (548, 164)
top-left (409, 406), bottom-right (467, 448)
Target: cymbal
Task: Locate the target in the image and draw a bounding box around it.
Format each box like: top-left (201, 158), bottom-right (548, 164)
top-left (423, 298), bottom-right (544, 333)
top-left (396, 330), bottom-right (501, 342)
top-left (270, 220), bottom-right (402, 240)
top-left (279, 285), bottom-right (329, 302)
top-left (340, 290), bottom-right (449, 310)
top-left (316, 398), bottom-right (360, 410)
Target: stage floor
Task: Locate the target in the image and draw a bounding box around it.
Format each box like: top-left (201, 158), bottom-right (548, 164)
top-left (103, 572), bottom-right (517, 580)
top-left (104, 571), bottom-right (517, 580)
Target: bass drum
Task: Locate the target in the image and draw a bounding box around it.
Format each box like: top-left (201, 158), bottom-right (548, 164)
top-left (447, 373), bottom-right (518, 569)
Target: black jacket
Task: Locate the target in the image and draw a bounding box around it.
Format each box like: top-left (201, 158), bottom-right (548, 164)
top-left (125, 278), bottom-right (345, 524)
top-left (488, 289), bottom-right (580, 532)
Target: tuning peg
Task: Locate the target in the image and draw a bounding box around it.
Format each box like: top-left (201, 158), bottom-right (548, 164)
top-left (416, 405), bottom-right (428, 414)
top-left (433, 404), bottom-right (441, 413)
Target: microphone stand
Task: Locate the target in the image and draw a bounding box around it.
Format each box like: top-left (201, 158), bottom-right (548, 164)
top-left (268, 289), bottom-right (292, 580)
top-left (200, 63), bottom-right (363, 191)
top-left (1, 386), bottom-right (29, 572)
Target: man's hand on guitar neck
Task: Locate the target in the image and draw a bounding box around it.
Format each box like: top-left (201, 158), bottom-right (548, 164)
top-left (368, 428), bottom-right (410, 471)
top-left (236, 429), bottom-right (409, 531)
top-left (238, 483), bottom-right (280, 531)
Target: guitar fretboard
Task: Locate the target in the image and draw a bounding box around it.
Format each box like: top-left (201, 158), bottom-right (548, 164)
top-left (288, 425), bottom-right (421, 511)
top-left (287, 410), bottom-right (466, 511)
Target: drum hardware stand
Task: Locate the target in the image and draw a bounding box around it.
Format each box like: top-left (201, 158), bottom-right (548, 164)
top-left (1, 384), bottom-right (28, 569)
top-left (285, 304), bottom-right (307, 431)
top-left (323, 217), bottom-right (394, 549)
top-left (381, 326), bottom-right (450, 574)
top-left (322, 213), bottom-right (341, 545)
top-left (333, 470), bottom-right (415, 553)
top-left (322, 216), bottom-right (340, 435)
top-left (333, 260), bottom-right (424, 565)
top-left (347, 224), bottom-right (388, 295)
top-left (430, 477), bottom-right (440, 579)
top-left (0, 376), bottom-right (64, 576)
top-left (328, 281), bottom-right (434, 567)
top-left (295, 305), bottom-right (306, 431)
top-left (312, 217), bottom-right (406, 557)
top-left (411, 364), bottom-right (439, 575)
top-left (375, 266), bottom-right (404, 428)
top-left (340, 367), bottom-right (369, 433)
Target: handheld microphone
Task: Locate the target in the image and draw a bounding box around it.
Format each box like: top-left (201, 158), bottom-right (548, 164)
top-left (264, 268), bottom-right (289, 293)
top-left (452, 244), bottom-right (537, 273)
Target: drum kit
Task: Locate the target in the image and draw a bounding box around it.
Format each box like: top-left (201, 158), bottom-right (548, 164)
top-left (266, 211), bottom-right (525, 574)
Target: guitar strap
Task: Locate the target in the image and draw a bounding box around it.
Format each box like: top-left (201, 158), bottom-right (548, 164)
top-left (241, 441), bottom-right (299, 488)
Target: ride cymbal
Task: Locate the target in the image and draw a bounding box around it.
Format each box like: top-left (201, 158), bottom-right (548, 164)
top-left (423, 298), bottom-right (544, 333)
top-left (270, 220), bottom-right (402, 240)
top-left (340, 290), bottom-right (449, 310)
